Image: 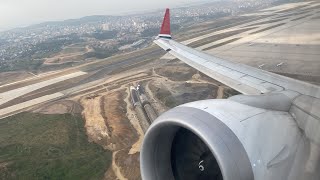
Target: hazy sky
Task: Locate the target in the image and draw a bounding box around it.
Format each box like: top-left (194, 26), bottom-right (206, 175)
top-left (0, 0), bottom-right (206, 31)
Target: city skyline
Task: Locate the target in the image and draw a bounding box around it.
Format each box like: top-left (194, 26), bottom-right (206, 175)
top-left (0, 0), bottom-right (211, 31)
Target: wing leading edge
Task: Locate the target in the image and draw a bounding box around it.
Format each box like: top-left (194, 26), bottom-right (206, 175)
top-left (155, 9), bottom-right (320, 98)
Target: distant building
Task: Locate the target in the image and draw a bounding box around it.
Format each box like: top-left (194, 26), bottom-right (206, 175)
top-left (102, 23), bottom-right (110, 31)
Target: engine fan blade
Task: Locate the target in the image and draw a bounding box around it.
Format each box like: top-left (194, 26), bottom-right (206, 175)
top-left (171, 128), bottom-right (223, 180)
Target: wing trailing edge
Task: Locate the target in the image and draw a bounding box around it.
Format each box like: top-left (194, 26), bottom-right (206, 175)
top-left (154, 9), bottom-right (320, 98)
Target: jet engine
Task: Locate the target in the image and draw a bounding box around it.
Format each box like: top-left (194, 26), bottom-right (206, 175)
top-left (140, 95), bottom-right (308, 180)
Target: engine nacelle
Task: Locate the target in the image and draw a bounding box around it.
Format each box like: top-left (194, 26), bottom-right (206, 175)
top-left (141, 99), bottom-right (304, 180)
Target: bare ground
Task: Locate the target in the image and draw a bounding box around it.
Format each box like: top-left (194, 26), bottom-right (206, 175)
top-left (104, 167), bottom-right (118, 180)
top-left (123, 87), bottom-right (144, 155)
top-left (0, 162), bottom-right (10, 178)
top-left (101, 90), bottom-right (141, 180)
top-left (0, 71), bottom-right (32, 86)
top-left (144, 81), bottom-right (168, 114)
top-left (44, 45), bottom-right (93, 65)
top-left (112, 151), bottom-right (128, 180)
top-left (80, 95), bottom-right (112, 148)
top-left (33, 100), bottom-right (83, 114)
top-left (154, 64), bottom-right (197, 81)
top-left (101, 90), bottom-right (138, 151)
top-left (115, 149), bottom-right (141, 180)
top-left (79, 88), bottom-right (141, 180)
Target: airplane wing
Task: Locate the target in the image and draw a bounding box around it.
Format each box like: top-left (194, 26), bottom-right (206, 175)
top-left (154, 9), bottom-right (320, 98)
top-left (140, 8), bottom-right (320, 180)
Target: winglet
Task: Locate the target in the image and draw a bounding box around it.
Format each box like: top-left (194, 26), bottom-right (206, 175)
top-left (159, 8), bottom-right (171, 39)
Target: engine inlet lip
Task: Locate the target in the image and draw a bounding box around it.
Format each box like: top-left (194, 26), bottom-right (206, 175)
top-left (141, 106), bottom-right (254, 180)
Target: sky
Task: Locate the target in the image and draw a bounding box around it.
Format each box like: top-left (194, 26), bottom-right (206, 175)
top-left (0, 0), bottom-right (208, 31)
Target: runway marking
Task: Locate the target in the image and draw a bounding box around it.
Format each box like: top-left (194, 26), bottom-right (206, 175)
top-left (0, 93), bottom-right (64, 118)
top-left (0, 71), bottom-right (87, 106)
top-left (0, 70), bottom-right (63, 88)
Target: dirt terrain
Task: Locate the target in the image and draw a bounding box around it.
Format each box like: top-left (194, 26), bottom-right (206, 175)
top-left (115, 149), bottom-right (141, 180)
top-left (33, 100), bottom-right (83, 114)
top-left (77, 87), bottom-right (141, 180)
top-left (101, 90), bottom-right (142, 180)
top-left (101, 90), bottom-right (138, 151)
top-left (44, 44), bottom-right (94, 65)
top-left (154, 63), bottom-right (197, 81)
top-left (80, 95), bottom-right (112, 149)
top-left (0, 162), bottom-right (10, 179)
top-left (0, 71), bottom-right (33, 85)
top-left (147, 62), bottom-right (238, 108)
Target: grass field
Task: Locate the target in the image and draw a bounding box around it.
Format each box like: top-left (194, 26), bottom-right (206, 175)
top-left (0, 112), bottom-right (112, 180)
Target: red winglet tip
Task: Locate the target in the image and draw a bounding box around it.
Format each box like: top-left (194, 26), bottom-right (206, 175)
top-left (159, 8), bottom-right (171, 38)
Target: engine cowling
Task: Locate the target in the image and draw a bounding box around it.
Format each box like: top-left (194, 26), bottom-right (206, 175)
top-left (140, 98), bottom-right (303, 180)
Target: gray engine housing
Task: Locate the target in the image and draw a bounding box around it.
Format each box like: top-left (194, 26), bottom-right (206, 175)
top-left (141, 94), bottom-right (319, 180)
